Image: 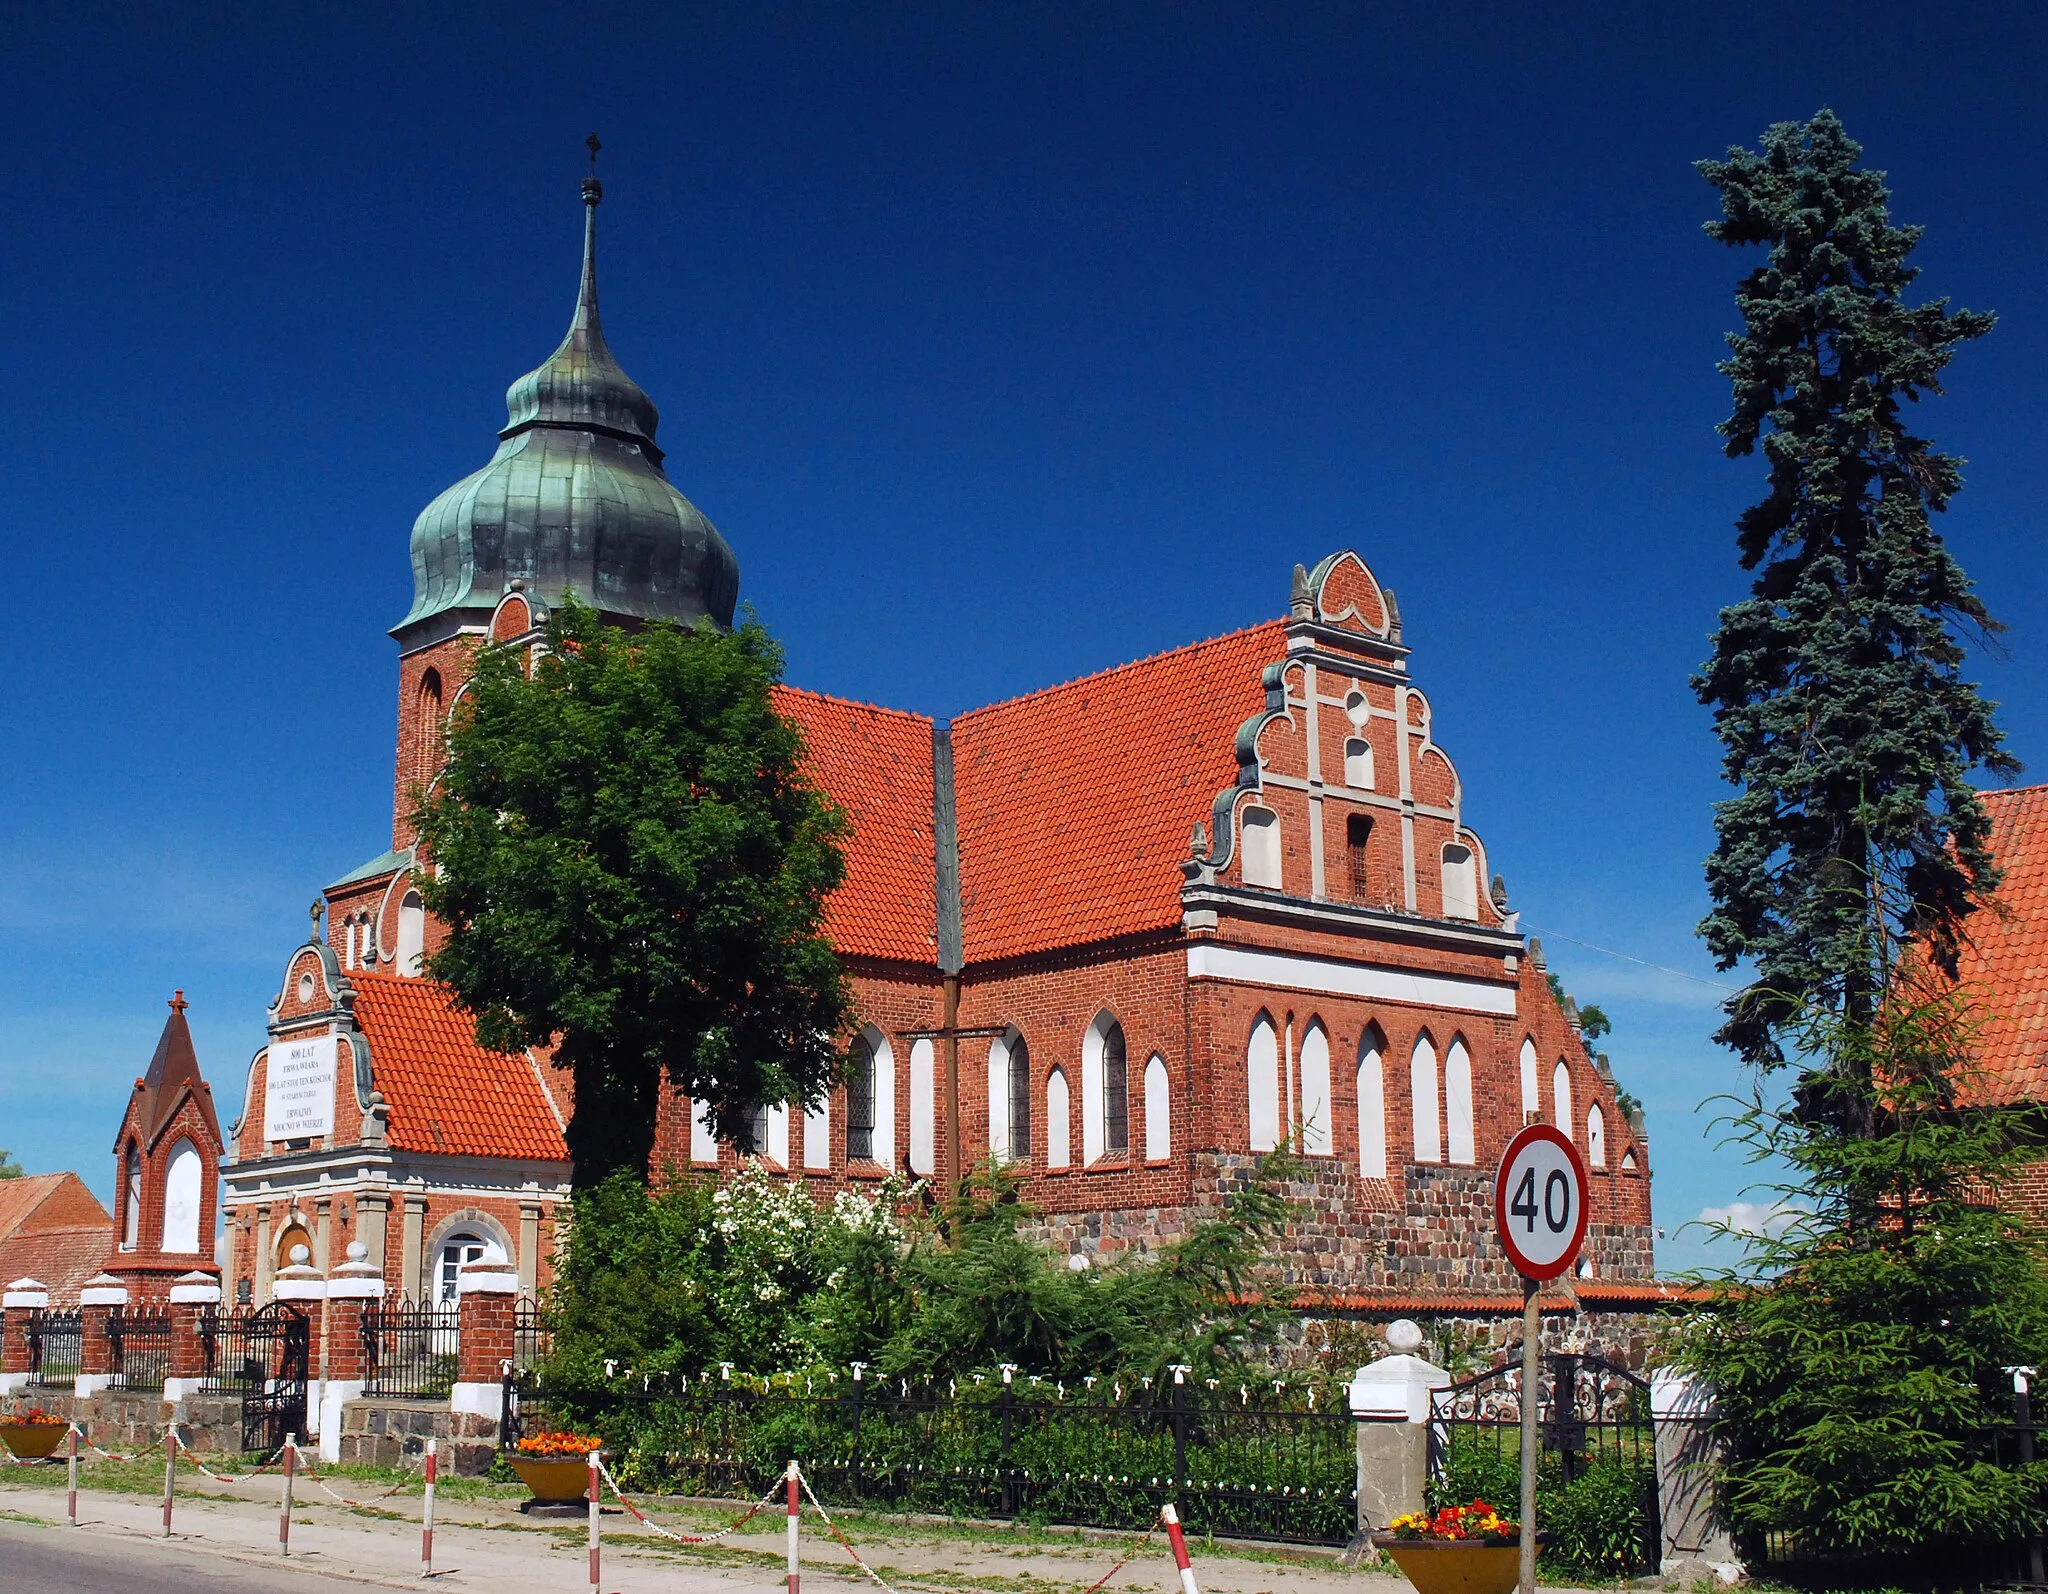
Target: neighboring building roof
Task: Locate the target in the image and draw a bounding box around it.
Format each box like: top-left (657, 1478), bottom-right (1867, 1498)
top-left (329, 846), bottom-right (412, 891)
top-left (952, 622), bottom-right (1285, 962)
top-left (774, 686), bottom-right (938, 965)
top-left (1950, 784), bottom-right (2048, 1106)
top-left (0, 1173), bottom-right (114, 1303)
top-left (349, 974), bottom-right (569, 1162)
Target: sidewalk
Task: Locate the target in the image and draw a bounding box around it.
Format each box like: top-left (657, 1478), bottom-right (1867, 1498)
top-left (0, 1464), bottom-right (1409, 1594)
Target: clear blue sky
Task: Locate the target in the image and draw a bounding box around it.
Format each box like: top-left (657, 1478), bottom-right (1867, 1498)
top-left (1, 3), bottom-right (2041, 1272)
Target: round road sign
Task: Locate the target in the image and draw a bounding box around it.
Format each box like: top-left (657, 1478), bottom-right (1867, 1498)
top-left (1494, 1124), bottom-right (1590, 1281)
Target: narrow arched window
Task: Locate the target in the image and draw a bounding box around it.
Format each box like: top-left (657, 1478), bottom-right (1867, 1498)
top-left (988, 1030), bottom-right (1032, 1164)
top-left (1588, 1103), bottom-right (1607, 1167)
top-left (1344, 737), bottom-right (1374, 790)
top-left (1346, 814), bottom-right (1373, 901)
top-left (1143, 1055), bottom-right (1170, 1161)
top-left (1518, 1037), bottom-right (1540, 1123)
top-left (122, 1144), bottom-right (141, 1250)
top-left (1298, 1023), bottom-right (1333, 1155)
top-left (161, 1138), bottom-right (202, 1253)
top-left (1241, 805), bottom-right (1282, 889)
top-left (1247, 1014), bottom-right (1281, 1152)
top-left (846, 1033), bottom-right (877, 1163)
top-left (1554, 1059), bottom-right (1574, 1138)
top-left (1046, 1068), bottom-right (1071, 1170)
top-left (1009, 1036), bottom-right (1032, 1162)
top-left (1357, 1029), bottom-right (1387, 1179)
top-left (804, 1095), bottom-right (831, 1170)
top-left (909, 1039), bottom-right (936, 1175)
top-left (415, 668), bottom-right (444, 789)
top-left (1410, 1033), bottom-right (1441, 1163)
top-left (397, 892), bottom-right (426, 977)
top-left (1101, 1022), bottom-right (1128, 1155)
top-left (1444, 1038), bottom-right (1475, 1165)
top-left (1441, 843), bottom-right (1478, 920)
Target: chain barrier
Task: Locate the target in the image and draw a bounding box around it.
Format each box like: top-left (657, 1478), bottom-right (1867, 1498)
top-left (68, 1421), bottom-right (143, 1462)
top-left (284, 1439), bottom-right (423, 1508)
top-left (170, 1427), bottom-right (288, 1484)
top-left (593, 1457), bottom-right (782, 1545)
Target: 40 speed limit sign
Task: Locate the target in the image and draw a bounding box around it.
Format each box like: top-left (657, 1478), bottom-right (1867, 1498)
top-left (1494, 1123), bottom-right (1590, 1282)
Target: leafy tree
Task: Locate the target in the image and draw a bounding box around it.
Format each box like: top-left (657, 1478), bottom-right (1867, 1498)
top-left (1676, 989), bottom-right (2048, 1571)
top-left (0, 1149), bottom-right (22, 1179)
top-left (415, 597), bottom-right (852, 1186)
top-left (1693, 110), bottom-right (2015, 1114)
top-left (1577, 1004), bottom-right (1612, 1043)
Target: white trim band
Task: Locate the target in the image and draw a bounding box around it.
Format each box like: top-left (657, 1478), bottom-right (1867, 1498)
top-left (1185, 943), bottom-right (1518, 1015)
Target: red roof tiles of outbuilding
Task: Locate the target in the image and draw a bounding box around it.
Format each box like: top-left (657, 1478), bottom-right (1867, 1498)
top-left (348, 974), bottom-right (569, 1162)
top-left (773, 686), bottom-right (938, 965)
top-left (1951, 784), bottom-right (2048, 1106)
top-left (951, 622), bottom-right (1284, 963)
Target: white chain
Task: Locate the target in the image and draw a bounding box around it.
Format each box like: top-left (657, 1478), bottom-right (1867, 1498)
top-left (596, 1456), bottom-right (782, 1543)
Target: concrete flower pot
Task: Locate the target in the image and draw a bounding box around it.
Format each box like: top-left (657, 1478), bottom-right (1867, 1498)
top-left (507, 1453), bottom-right (593, 1504)
top-left (0, 1422), bottom-right (69, 1461)
top-left (1371, 1535), bottom-right (1527, 1594)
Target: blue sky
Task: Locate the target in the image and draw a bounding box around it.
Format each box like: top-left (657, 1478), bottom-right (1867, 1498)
top-left (1, 3), bottom-right (2041, 1272)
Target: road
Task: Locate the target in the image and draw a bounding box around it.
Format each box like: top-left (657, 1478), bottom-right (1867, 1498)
top-left (0, 1517), bottom-right (387, 1591)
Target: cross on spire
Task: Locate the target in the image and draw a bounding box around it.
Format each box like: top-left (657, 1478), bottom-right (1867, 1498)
top-left (168, 989), bottom-right (187, 1015)
top-left (586, 132), bottom-right (601, 175)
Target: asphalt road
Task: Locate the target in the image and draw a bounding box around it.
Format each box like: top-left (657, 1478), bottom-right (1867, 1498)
top-left (0, 1519), bottom-right (386, 1592)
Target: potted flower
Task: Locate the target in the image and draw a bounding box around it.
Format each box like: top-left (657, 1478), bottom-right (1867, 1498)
top-left (0, 1408), bottom-right (70, 1462)
top-left (506, 1430), bottom-right (602, 1504)
top-left (1372, 1500), bottom-right (1534, 1594)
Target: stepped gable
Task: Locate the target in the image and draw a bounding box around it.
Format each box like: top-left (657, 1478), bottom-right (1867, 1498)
top-left (773, 686), bottom-right (937, 965)
top-left (348, 973), bottom-right (568, 1161)
top-left (951, 621), bottom-right (1286, 963)
top-left (0, 1173), bottom-right (114, 1303)
top-left (1949, 784), bottom-right (2048, 1105)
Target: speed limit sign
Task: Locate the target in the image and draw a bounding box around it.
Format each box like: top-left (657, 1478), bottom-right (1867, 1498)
top-left (1494, 1124), bottom-right (1589, 1281)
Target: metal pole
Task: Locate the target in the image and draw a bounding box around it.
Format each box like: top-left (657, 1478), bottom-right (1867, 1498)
top-left (421, 1436), bottom-right (437, 1576)
top-left (1518, 1279), bottom-right (1540, 1594)
top-left (1162, 1502), bottom-right (1200, 1594)
top-left (280, 1434), bottom-right (297, 1556)
top-left (588, 1449), bottom-right (602, 1594)
top-left (66, 1424), bottom-right (78, 1527)
top-left (785, 1459), bottom-right (802, 1594)
top-left (162, 1425), bottom-right (176, 1538)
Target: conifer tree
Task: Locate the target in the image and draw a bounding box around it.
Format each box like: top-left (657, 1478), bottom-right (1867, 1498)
top-left (1694, 110), bottom-right (2015, 1116)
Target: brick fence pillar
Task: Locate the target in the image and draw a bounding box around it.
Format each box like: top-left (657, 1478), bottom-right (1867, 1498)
top-left (77, 1273), bottom-right (130, 1397)
top-left (164, 1271), bottom-right (221, 1404)
top-left (314, 1242), bottom-right (386, 1462)
top-left (450, 1247), bottom-right (520, 1426)
top-left (0, 1279), bottom-right (49, 1395)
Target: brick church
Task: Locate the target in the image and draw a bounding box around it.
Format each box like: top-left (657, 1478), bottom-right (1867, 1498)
top-left (221, 176), bottom-right (1656, 1311)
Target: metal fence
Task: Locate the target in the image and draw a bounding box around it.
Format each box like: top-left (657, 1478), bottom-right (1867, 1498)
top-left (26, 1310), bottom-right (82, 1386)
top-left (513, 1298), bottom-right (550, 1371)
top-left (199, 1304), bottom-right (310, 1453)
top-left (108, 1306), bottom-right (173, 1390)
top-left (362, 1302), bottom-right (461, 1398)
top-left (508, 1371), bottom-right (1357, 1545)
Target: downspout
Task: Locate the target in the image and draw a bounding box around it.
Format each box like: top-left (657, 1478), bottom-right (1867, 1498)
top-left (933, 725), bottom-right (965, 1211)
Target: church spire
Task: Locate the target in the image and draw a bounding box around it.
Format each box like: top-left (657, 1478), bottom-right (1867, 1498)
top-left (572, 134), bottom-right (605, 350)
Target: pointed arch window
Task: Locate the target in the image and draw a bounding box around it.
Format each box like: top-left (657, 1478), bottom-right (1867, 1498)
top-left (1587, 1103), bottom-right (1607, 1167)
top-left (989, 1030), bottom-right (1032, 1164)
top-left (1082, 1014), bottom-right (1127, 1163)
top-left (161, 1138), bottom-right (202, 1253)
top-left (1410, 1034), bottom-right (1441, 1164)
top-left (1357, 1029), bottom-right (1387, 1179)
top-left (1046, 1068), bottom-right (1072, 1170)
top-left (121, 1144), bottom-right (141, 1250)
top-left (1518, 1038), bottom-right (1540, 1122)
top-left (1444, 1038), bottom-right (1475, 1165)
top-left (1553, 1059), bottom-right (1574, 1138)
top-left (909, 1039), bottom-right (936, 1175)
top-left (1247, 1014), bottom-right (1281, 1152)
top-left (1143, 1055), bottom-right (1171, 1161)
top-left (847, 1032), bottom-right (878, 1163)
top-left (1298, 1023), bottom-right (1333, 1155)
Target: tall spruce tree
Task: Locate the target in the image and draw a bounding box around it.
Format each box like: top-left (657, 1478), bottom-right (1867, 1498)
top-left (1694, 109), bottom-right (2016, 1111)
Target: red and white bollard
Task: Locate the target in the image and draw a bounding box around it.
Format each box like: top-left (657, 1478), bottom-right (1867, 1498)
top-left (279, 1434), bottom-right (297, 1557)
top-left (65, 1425), bottom-right (78, 1527)
top-left (1162, 1503), bottom-right (1200, 1594)
top-left (420, 1437), bottom-right (438, 1576)
top-left (587, 1448), bottom-right (602, 1594)
top-left (161, 1426), bottom-right (176, 1538)
top-left (785, 1459), bottom-right (801, 1594)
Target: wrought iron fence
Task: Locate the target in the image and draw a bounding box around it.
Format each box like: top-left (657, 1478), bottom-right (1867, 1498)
top-left (108, 1305), bottom-right (173, 1390)
top-left (1427, 1351), bottom-right (1660, 1579)
top-left (198, 1304), bottom-right (310, 1453)
top-left (26, 1310), bottom-right (82, 1386)
top-left (362, 1302), bottom-right (461, 1398)
top-left (513, 1298), bottom-right (550, 1371)
top-left (507, 1370), bottom-right (1357, 1545)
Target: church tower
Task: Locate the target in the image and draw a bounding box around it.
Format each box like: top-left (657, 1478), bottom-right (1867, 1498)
top-left (107, 992), bottom-right (225, 1294)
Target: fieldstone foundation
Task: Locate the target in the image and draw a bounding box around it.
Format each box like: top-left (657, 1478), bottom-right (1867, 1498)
top-left (336, 1396), bottom-right (500, 1477)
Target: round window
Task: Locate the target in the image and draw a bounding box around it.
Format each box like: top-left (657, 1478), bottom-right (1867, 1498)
top-left (297, 971), bottom-right (316, 1003)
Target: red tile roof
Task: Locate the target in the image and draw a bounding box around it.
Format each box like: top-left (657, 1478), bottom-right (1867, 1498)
top-left (349, 974), bottom-right (569, 1162)
top-left (1949, 785), bottom-right (2048, 1106)
top-left (952, 622), bottom-right (1285, 962)
top-left (0, 1173), bottom-right (114, 1303)
top-left (773, 686), bottom-right (937, 964)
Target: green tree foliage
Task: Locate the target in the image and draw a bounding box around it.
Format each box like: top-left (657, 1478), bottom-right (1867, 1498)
top-left (541, 1153), bottom-right (1301, 1392)
top-left (414, 598), bottom-right (852, 1186)
top-left (1693, 110), bottom-right (2015, 1097)
top-left (0, 1149), bottom-right (22, 1179)
top-left (1676, 990), bottom-right (2048, 1571)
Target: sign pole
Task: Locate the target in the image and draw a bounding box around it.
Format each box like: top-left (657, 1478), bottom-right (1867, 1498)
top-left (1517, 1276), bottom-right (1539, 1594)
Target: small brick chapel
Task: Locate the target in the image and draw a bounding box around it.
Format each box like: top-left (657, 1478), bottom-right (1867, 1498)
top-left (221, 175), bottom-right (1659, 1325)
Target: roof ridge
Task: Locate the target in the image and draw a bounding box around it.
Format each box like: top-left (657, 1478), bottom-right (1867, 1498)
top-left (773, 682), bottom-right (937, 727)
top-left (953, 617), bottom-right (1286, 724)
top-left (1977, 781), bottom-right (2048, 802)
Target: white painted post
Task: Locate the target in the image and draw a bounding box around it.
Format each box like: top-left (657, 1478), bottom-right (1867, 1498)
top-left (785, 1459), bottom-right (801, 1594)
top-left (161, 1425), bottom-right (176, 1537)
top-left (280, 1434), bottom-right (297, 1556)
top-left (1162, 1502), bottom-right (1200, 1594)
top-left (421, 1436), bottom-right (438, 1575)
top-left (65, 1424), bottom-right (78, 1526)
top-left (587, 1448), bottom-right (602, 1594)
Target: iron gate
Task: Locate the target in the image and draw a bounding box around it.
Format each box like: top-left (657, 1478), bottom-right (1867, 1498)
top-left (200, 1304), bottom-right (309, 1453)
top-left (1427, 1351), bottom-right (1660, 1576)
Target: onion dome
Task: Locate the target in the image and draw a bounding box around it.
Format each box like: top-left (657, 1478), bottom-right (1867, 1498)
top-left (394, 175), bottom-right (739, 644)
